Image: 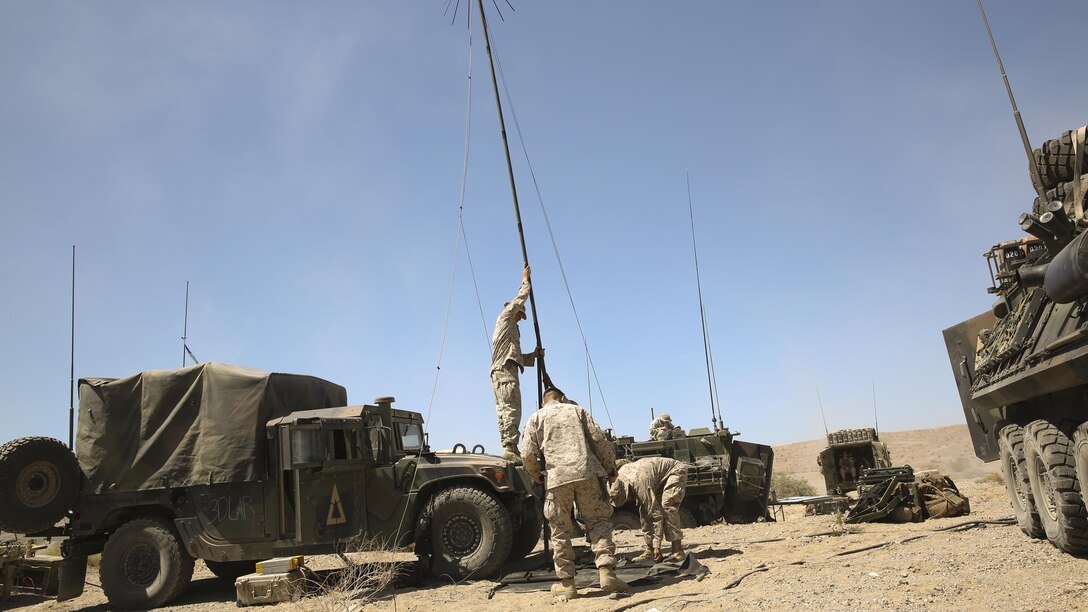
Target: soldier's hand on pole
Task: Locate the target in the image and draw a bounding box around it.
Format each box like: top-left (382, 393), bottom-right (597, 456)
top-left (532, 471), bottom-right (544, 485)
top-left (523, 265), bottom-right (531, 282)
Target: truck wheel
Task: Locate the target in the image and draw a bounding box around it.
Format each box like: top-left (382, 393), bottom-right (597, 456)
top-left (610, 509), bottom-right (640, 531)
top-left (100, 517), bottom-right (195, 609)
top-left (1072, 423), bottom-right (1088, 523)
top-left (427, 486), bottom-right (512, 580)
top-left (506, 504), bottom-right (542, 563)
top-left (0, 436), bottom-right (83, 534)
top-left (679, 507), bottom-right (698, 529)
top-left (999, 424), bottom-right (1044, 538)
top-left (1024, 420), bottom-right (1088, 554)
top-left (204, 559), bottom-right (257, 581)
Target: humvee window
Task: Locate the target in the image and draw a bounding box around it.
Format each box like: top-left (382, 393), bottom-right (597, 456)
top-left (398, 422), bottom-right (423, 452)
top-left (290, 428), bottom-right (324, 467)
top-left (328, 428), bottom-right (364, 461)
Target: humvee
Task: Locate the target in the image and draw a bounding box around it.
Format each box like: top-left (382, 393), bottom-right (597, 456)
top-left (816, 428), bottom-right (892, 494)
top-left (610, 425), bottom-right (774, 528)
top-left (0, 363), bottom-right (540, 609)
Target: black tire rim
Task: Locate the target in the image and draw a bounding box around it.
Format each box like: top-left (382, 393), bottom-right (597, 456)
top-left (121, 543), bottom-right (161, 588)
top-left (441, 512), bottom-right (482, 556)
top-left (16, 460), bottom-right (60, 508)
top-left (1032, 454), bottom-right (1059, 522)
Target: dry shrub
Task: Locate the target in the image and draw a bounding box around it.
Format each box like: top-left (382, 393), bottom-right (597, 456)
top-left (771, 473), bottom-right (817, 499)
top-left (976, 471), bottom-right (1004, 485)
top-left (295, 537), bottom-right (413, 611)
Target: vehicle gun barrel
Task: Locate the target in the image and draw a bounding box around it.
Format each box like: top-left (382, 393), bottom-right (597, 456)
top-left (1043, 229), bottom-right (1088, 303)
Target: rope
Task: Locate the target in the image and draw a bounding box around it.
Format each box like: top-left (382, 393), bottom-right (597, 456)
top-left (487, 31), bottom-right (615, 429)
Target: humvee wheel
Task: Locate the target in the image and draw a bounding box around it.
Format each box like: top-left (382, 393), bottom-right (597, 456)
top-left (0, 436), bottom-right (82, 533)
top-left (426, 486), bottom-right (512, 580)
top-left (100, 517), bottom-right (195, 609)
top-left (506, 504), bottom-right (542, 563)
top-left (610, 509), bottom-right (640, 531)
top-left (1024, 420), bottom-right (1088, 554)
top-left (204, 559), bottom-right (257, 581)
top-left (998, 424), bottom-right (1044, 538)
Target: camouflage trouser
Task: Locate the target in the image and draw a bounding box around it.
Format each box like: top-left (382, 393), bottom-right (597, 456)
top-left (640, 471), bottom-right (687, 549)
top-left (544, 478), bottom-right (617, 580)
top-left (491, 364), bottom-right (522, 449)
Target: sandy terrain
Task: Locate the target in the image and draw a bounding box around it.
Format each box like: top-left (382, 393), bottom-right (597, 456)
top-left (9, 424), bottom-right (1087, 611)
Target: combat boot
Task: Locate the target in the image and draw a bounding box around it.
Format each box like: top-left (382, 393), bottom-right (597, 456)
top-left (598, 566), bottom-right (629, 593)
top-left (669, 541), bottom-right (685, 563)
top-left (551, 578), bottom-right (578, 599)
top-left (502, 446), bottom-right (523, 465)
top-left (631, 548), bottom-right (654, 562)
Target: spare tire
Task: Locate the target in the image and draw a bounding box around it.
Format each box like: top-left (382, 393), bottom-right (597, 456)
top-left (1033, 128), bottom-right (1088, 191)
top-left (0, 436), bottom-right (83, 533)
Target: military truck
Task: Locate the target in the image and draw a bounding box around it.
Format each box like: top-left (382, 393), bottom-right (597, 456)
top-left (0, 363), bottom-right (540, 609)
top-left (816, 428), bottom-right (892, 494)
top-left (944, 123), bottom-right (1088, 554)
top-left (610, 425), bottom-right (774, 528)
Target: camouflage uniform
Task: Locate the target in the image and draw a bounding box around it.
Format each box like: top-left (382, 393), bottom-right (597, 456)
top-left (614, 457), bottom-right (689, 550)
top-left (649, 414), bottom-right (677, 440)
top-left (522, 401), bottom-right (618, 580)
top-left (490, 277), bottom-right (536, 450)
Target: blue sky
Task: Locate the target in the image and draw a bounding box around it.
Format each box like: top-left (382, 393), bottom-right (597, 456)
top-left (3, 1), bottom-right (1087, 454)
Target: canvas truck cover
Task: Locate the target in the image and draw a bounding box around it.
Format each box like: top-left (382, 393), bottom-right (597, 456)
top-left (75, 362), bottom-right (347, 493)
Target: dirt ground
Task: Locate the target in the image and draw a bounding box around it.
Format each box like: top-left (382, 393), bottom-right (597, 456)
top-left (9, 425), bottom-right (1088, 611)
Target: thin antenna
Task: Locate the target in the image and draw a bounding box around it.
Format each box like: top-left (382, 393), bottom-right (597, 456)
top-left (182, 281), bottom-right (190, 367)
top-left (586, 346), bottom-right (592, 415)
top-left (816, 387), bottom-right (829, 437)
top-left (687, 173), bottom-right (720, 432)
top-left (69, 245), bottom-right (75, 451)
top-left (977, 0), bottom-right (1045, 198)
top-left (872, 380), bottom-right (879, 435)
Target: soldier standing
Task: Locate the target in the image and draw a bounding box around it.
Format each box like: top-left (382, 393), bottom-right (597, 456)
top-left (649, 412), bottom-right (679, 440)
top-left (609, 456), bottom-right (690, 563)
top-left (522, 386), bottom-right (628, 599)
top-left (491, 265), bottom-right (543, 463)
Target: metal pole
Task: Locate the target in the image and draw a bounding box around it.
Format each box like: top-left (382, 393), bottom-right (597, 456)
top-left (687, 174), bottom-right (719, 432)
top-left (817, 388), bottom-right (829, 437)
top-left (182, 281), bottom-right (190, 367)
top-left (977, 0), bottom-right (1045, 198)
top-left (69, 245), bottom-right (75, 451)
top-left (872, 381), bottom-right (879, 435)
top-left (476, 0), bottom-right (548, 404)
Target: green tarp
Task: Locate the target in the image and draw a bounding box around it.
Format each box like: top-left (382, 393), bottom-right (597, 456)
top-left (75, 362), bottom-right (346, 493)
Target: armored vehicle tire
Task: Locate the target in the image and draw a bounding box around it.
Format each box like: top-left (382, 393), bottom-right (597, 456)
top-left (1072, 424), bottom-right (1088, 518)
top-left (1032, 129), bottom-right (1088, 191)
top-left (0, 436), bottom-right (83, 534)
top-left (506, 505), bottom-right (542, 563)
top-left (998, 424), bottom-right (1044, 539)
top-left (100, 517), bottom-right (195, 609)
top-left (610, 509), bottom-right (641, 531)
top-left (204, 559), bottom-right (257, 581)
top-left (679, 507), bottom-right (697, 529)
top-left (1023, 420), bottom-right (1088, 554)
top-left (426, 485), bottom-right (512, 580)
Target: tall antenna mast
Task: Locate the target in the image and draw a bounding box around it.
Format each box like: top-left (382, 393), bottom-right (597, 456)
top-left (816, 387), bottom-right (829, 437)
top-left (476, 0), bottom-right (548, 405)
top-left (872, 380), bottom-right (879, 435)
top-left (977, 0), bottom-right (1045, 198)
top-left (182, 281), bottom-right (190, 367)
top-left (69, 245), bottom-right (76, 450)
top-left (687, 173), bottom-right (720, 432)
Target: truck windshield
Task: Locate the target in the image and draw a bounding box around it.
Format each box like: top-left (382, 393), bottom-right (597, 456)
top-left (398, 422), bottom-right (423, 452)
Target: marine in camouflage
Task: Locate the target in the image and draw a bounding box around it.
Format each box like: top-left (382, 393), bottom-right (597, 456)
top-left (610, 456), bottom-right (688, 550)
top-left (490, 267), bottom-right (538, 451)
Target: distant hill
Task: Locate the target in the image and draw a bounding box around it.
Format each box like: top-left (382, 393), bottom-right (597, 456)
top-left (773, 423), bottom-right (993, 491)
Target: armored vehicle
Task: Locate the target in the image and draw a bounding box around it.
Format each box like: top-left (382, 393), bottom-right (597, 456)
top-left (817, 428), bottom-right (892, 494)
top-left (944, 124), bottom-right (1088, 554)
top-left (0, 363), bottom-right (540, 609)
top-left (610, 425), bottom-right (774, 528)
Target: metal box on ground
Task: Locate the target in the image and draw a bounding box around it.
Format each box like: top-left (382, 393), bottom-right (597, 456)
top-left (235, 570), bottom-right (304, 606)
top-left (255, 555), bottom-right (303, 575)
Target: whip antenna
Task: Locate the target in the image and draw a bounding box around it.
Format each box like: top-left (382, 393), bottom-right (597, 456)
top-left (69, 245), bottom-right (76, 450)
top-left (477, 0), bottom-right (548, 404)
top-left (687, 173), bottom-right (720, 432)
top-left (872, 380), bottom-right (879, 435)
top-left (816, 387), bottom-right (829, 437)
top-left (977, 0), bottom-right (1045, 198)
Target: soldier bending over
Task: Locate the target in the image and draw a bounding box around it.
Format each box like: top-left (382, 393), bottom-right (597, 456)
top-left (609, 456), bottom-right (690, 562)
top-left (522, 385), bottom-right (628, 599)
top-left (490, 265), bottom-right (543, 463)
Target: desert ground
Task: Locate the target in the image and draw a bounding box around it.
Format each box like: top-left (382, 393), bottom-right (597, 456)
top-left (8, 424), bottom-right (1088, 611)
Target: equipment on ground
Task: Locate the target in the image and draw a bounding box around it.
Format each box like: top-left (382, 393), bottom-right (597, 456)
top-left (0, 363), bottom-right (541, 609)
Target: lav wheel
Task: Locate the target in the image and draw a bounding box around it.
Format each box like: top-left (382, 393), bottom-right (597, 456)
top-left (1024, 420), bottom-right (1088, 554)
top-left (998, 424), bottom-right (1044, 538)
top-left (425, 486), bottom-right (512, 580)
top-left (0, 436), bottom-right (83, 533)
top-left (610, 509), bottom-right (640, 531)
top-left (679, 506), bottom-right (698, 529)
top-left (100, 517), bottom-right (195, 609)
